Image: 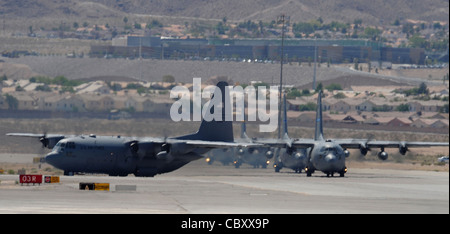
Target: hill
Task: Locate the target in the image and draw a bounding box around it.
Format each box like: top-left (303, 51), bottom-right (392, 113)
top-left (1, 0), bottom-right (448, 31)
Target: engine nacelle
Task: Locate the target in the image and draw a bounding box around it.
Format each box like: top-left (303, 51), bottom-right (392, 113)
top-left (360, 147), bottom-right (368, 156)
top-left (162, 142), bottom-right (194, 155)
top-left (156, 151), bottom-right (174, 162)
top-left (265, 150), bottom-right (274, 159)
top-left (399, 145), bottom-right (408, 155)
top-left (129, 141), bottom-right (139, 153)
top-left (128, 141), bottom-right (159, 157)
top-left (344, 149), bottom-right (350, 158)
top-left (377, 151), bottom-right (389, 160)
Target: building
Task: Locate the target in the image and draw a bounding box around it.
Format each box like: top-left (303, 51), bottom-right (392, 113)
top-left (386, 117), bottom-right (412, 127)
top-left (91, 37), bottom-right (425, 64)
top-left (75, 81), bottom-right (111, 95)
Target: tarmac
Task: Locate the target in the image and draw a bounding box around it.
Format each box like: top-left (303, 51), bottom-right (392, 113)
top-left (0, 158), bottom-right (448, 214)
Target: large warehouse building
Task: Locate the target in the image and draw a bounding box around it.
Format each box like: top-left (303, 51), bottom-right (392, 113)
top-left (90, 36), bottom-right (424, 64)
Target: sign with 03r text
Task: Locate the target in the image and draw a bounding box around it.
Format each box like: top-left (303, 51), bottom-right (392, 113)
top-left (19, 174), bottom-right (43, 184)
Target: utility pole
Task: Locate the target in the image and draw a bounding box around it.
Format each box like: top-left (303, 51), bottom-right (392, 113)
top-left (139, 37), bottom-right (142, 81)
top-left (277, 14), bottom-right (288, 139)
top-left (313, 37), bottom-right (317, 90)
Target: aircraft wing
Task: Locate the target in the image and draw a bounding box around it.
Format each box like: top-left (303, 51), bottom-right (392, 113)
top-left (254, 138), bottom-right (316, 149)
top-left (253, 139), bottom-right (290, 148)
top-left (7, 133), bottom-right (71, 149)
top-left (367, 141), bottom-right (449, 148)
top-left (291, 139), bottom-right (316, 149)
top-left (335, 139), bottom-right (449, 149)
top-left (7, 133), bottom-right (61, 138)
top-left (182, 140), bottom-right (263, 148)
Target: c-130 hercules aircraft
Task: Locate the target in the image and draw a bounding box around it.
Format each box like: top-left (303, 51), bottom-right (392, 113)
top-left (7, 81), bottom-right (258, 177)
top-left (256, 91), bottom-right (449, 177)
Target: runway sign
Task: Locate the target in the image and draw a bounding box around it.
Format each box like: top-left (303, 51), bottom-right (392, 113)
top-left (19, 174), bottom-right (42, 185)
top-left (44, 176), bottom-right (60, 183)
top-left (94, 183), bottom-right (110, 191)
top-left (79, 182), bottom-right (109, 191)
top-left (80, 183), bottom-right (95, 190)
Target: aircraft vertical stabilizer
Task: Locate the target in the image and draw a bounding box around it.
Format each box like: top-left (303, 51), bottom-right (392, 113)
top-left (314, 91), bottom-right (324, 141)
top-left (176, 81), bottom-right (234, 142)
top-left (241, 121), bottom-right (250, 140)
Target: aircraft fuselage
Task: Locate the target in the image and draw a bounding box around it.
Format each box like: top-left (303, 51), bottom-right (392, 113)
top-left (274, 148), bottom-right (308, 173)
top-left (45, 136), bottom-right (201, 177)
top-left (307, 141), bottom-right (347, 177)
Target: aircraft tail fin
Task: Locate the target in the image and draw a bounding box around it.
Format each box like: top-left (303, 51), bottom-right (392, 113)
top-left (314, 91), bottom-right (324, 141)
top-left (241, 121), bottom-right (250, 140)
top-left (176, 81), bottom-right (234, 142)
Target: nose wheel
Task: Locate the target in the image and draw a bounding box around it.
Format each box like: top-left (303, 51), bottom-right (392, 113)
top-left (339, 167), bottom-right (347, 177)
top-left (305, 166), bottom-right (314, 177)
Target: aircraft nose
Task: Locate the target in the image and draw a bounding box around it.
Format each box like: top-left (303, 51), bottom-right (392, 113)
top-left (324, 154), bottom-right (337, 163)
top-left (45, 153), bottom-right (60, 167)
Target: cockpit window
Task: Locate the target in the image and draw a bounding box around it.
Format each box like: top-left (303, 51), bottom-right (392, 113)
top-left (52, 141), bottom-right (71, 152)
top-left (66, 142), bottom-right (75, 149)
top-left (52, 142), bottom-right (60, 152)
top-left (322, 147), bottom-right (336, 155)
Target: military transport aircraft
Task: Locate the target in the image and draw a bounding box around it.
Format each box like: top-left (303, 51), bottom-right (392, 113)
top-left (204, 122), bottom-right (271, 168)
top-left (255, 94), bottom-right (308, 173)
top-left (232, 122), bottom-right (271, 168)
top-left (7, 81), bottom-right (259, 177)
top-left (258, 91), bottom-right (449, 177)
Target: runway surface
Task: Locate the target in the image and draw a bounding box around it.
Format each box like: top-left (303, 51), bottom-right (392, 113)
top-left (0, 159), bottom-right (448, 214)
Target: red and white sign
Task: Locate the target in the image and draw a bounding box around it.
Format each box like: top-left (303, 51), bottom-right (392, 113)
top-left (19, 174), bottom-right (43, 184)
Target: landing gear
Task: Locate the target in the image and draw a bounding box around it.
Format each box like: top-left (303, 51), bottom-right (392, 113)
top-left (273, 162), bottom-right (283, 173)
top-left (325, 170), bottom-right (346, 177)
top-left (305, 166), bottom-right (314, 177)
top-left (339, 167), bottom-right (347, 177)
top-left (233, 160), bottom-right (242, 168)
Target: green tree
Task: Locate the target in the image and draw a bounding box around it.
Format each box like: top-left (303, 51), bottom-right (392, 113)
top-left (325, 83), bottom-right (342, 91)
top-left (162, 75), bottom-right (175, 83)
top-left (315, 83), bottom-right (323, 93)
top-left (417, 82), bottom-right (429, 95)
top-left (134, 22), bottom-right (142, 29)
top-left (363, 27), bottom-right (381, 41)
top-left (396, 103), bottom-right (410, 112)
top-left (5, 94), bottom-right (18, 110)
top-left (216, 22), bottom-right (226, 35)
top-left (409, 34), bottom-right (428, 49)
top-left (299, 102), bottom-right (317, 111)
top-left (333, 92), bottom-right (346, 99)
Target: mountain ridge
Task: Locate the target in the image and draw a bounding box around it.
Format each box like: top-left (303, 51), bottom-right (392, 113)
top-left (1, 0), bottom-right (448, 26)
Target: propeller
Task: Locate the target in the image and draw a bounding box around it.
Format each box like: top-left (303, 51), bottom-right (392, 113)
top-left (399, 141), bottom-right (408, 155)
top-left (358, 134), bottom-right (374, 156)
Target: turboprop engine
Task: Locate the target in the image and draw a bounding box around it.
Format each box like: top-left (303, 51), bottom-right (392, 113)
top-left (377, 151), bottom-right (389, 160)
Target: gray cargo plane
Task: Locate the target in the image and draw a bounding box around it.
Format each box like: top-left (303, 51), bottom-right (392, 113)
top-left (259, 91), bottom-right (449, 177)
top-left (256, 94), bottom-right (308, 173)
top-left (7, 81), bottom-right (258, 177)
top-left (204, 122), bottom-right (271, 168)
top-left (232, 122), bottom-right (271, 168)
